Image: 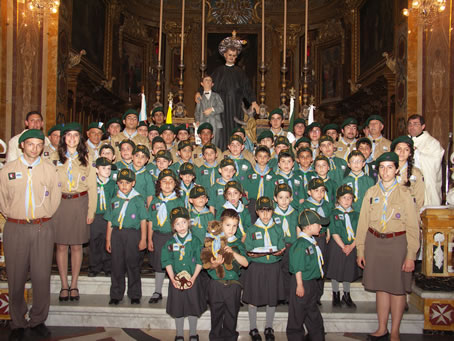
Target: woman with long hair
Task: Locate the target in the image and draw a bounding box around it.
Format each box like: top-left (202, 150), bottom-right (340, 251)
top-left (51, 123), bottom-right (97, 301)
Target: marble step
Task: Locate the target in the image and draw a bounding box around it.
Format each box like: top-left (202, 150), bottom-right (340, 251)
top-left (46, 294), bottom-right (424, 334)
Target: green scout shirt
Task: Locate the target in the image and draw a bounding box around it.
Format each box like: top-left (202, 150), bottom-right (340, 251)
top-left (244, 166), bottom-right (275, 201)
top-left (364, 162), bottom-right (378, 183)
top-left (299, 199), bottom-right (332, 234)
top-left (149, 194), bottom-right (186, 233)
top-left (115, 159), bottom-right (134, 171)
top-left (161, 232), bottom-right (202, 275)
top-left (189, 206), bottom-right (214, 243)
top-left (207, 237), bottom-right (247, 281)
top-left (208, 178), bottom-right (232, 209)
top-left (273, 206), bottom-right (299, 244)
top-left (294, 165), bottom-right (317, 188)
top-left (268, 157), bottom-right (278, 170)
top-left (196, 163), bottom-right (220, 189)
top-left (306, 175), bottom-right (337, 208)
top-left (132, 167), bottom-right (156, 199)
top-left (273, 170), bottom-right (305, 210)
top-left (104, 192), bottom-right (148, 229)
top-left (326, 156), bottom-right (348, 187)
top-left (244, 220), bottom-right (285, 264)
top-left (230, 157), bottom-right (252, 182)
top-left (289, 237), bottom-right (322, 280)
top-left (146, 162), bottom-right (159, 180)
top-left (95, 178), bottom-right (116, 214)
top-left (169, 159), bottom-right (194, 176)
top-left (341, 173), bottom-right (375, 211)
top-left (215, 202), bottom-right (252, 238)
top-left (329, 208), bottom-right (360, 245)
top-left (180, 182), bottom-right (195, 209)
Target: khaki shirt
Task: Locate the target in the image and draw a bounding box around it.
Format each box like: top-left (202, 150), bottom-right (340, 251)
top-left (356, 183), bottom-right (420, 260)
top-left (86, 141), bottom-right (102, 160)
top-left (110, 131), bottom-right (150, 160)
top-left (6, 130), bottom-right (51, 163)
top-left (42, 144), bottom-right (57, 160)
top-left (398, 167), bottom-right (425, 212)
top-left (222, 149), bottom-right (255, 167)
top-left (369, 136), bottom-right (391, 160)
top-left (193, 145), bottom-right (224, 167)
top-left (335, 137), bottom-right (357, 161)
top-left (0, 157), bottom-right (62, 219)
top-left (50, 152), bottom-right (97, 218)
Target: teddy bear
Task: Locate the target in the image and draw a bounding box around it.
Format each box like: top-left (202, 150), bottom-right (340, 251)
top-left (200, 221), bottom-right (234, 279)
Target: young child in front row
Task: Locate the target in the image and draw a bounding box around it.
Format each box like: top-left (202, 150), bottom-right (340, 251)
top-left (188, 185), bottom-right (214, 244)
top-left (115, 139), bottom-right (136, 171)
top-left (207, 209), bottom-right (249, 340)
top-left (105, 169), bottom-right (148, 305)
top-left (243, 197), bottom-right (286, 341)
top-left (161, 207), bottom-right (206, 341)
top-left (286, 209), bottom-right (327, 341)
top-left (326, 185), bottom-right (361, 308)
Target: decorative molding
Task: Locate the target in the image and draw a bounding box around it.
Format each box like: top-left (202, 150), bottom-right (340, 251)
top-left (207, 0), bottom-right (257, 25)
top-left (316, 18), bottom-right (344, 44)
top-left (191, 21), bottom-right (202, 78)
top-left (274, 24), bottom-right (302, 51)
top-left (164, 22), bottom-right (191, 49)
top-left (119, 12), bottom-right (148, 56)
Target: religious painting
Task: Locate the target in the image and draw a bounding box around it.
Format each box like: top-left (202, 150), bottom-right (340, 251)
top-left (318, 43), bottom-right (343, 104)
top-left (359, 0), bottom-right (394, 77)
top-left (120, 38), bottom-right (146, 101)
top-left (71, 0), bottom-right (106, 71)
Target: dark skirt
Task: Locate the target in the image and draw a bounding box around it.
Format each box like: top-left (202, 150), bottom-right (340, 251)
top-left (242, 261), bottom-right (285, 307)
top-left (326, 240), bottom-right (362, 282)
top-left (363, 231), bottom-right (412, 295)
top-left (166, 275), bottom-right (207, 318)
top-left (53, 194), bottom-right (89, 245)
top-left (150, 231), bottom-right (172, 273)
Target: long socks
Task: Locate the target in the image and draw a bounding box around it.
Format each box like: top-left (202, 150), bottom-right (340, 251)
top-left (331, 279), bottom-right (340, 292)
top-left (188, 316), bottom-right (197, 336)
top-left (175, 317), bottom-right (184, 337)
top-left (153, 272), bottom-right (165, 296)
top-left (265, 305), bottom-right (276, 329)
top-left (248, 305), bottom-right (258, 330)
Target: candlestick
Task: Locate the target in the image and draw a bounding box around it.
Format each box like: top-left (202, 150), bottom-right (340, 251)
top-left (180, 0), bottom-right (185, 64)
top-left (304, 0), bottom-right (308, 65)
top-left (201, 0), bottom-right (205, 65)
top-left (261, 0), bottom-right (265, 64)
top-left (283, 0), bottom-right (287, 64)
top-left (158, 0), bottom-right (163, 65)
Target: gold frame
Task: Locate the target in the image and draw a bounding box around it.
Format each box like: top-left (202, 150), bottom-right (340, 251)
top-left (315, 39), bottom-right (343, 105)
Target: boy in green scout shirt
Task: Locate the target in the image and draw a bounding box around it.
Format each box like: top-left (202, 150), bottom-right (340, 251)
top-left (88, 157), bottom-right (117, 277)
top-left (159, 123), bottom-right (177, 153)
top-left (269, 136), bottom-right (291, 170)
top-left (150, 149), bottom-right (173, 181)
top-left (99, 144), bottom-right (116, 162)
top-left (356, 137), bottom-right (378, 182)
top-left (115, 139), bottom-right (136, 171)
top-left (131, 145), bottom-right (155, 207)
top-left (294, 136), bottom-right (311, 152)
top-left (311, 155), bottom-right (337, 206)
top-left (319, 135), bottom-right (348, 187)
top-left (105, 169), bottom-right (148, 305)
top-left (195, 143), bottom-right (219, 189)
top-left (286, 209), bottom-right (327, 341)
top-left (257, 130), bottom-right (274, 155)
top-left (147, 125), bottom-right (160, 145)
top-left (207, 158), bottom-right (237, 214)
top-left (178, 162), bottom-right (196, 209)
top-left (274, 149), bottom-right (305, 208)
top-left (323, 123), bottom-right (340, 142)
top-left (224, 135), bottom-right (252, 181)
top-left (146, 136), bottom-right (166, 177)
top-left (188, 185), bottom-right (214, 243)
top-left (170, 140), bottom-right (194, 175)
top-left (294, 147), bottom-right (316, 188)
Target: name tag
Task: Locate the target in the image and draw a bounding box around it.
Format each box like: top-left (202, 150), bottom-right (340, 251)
top-left (274, 217), bottom-right (281, 224)
top-left (241, 164), bottom-right (248, 171)
top-left (254, 231), bottom-right (263, 240)
top-left (217, 189), bottom-right (224, 195)
top-left (266, 175), bottom-right (273, 181)
top-left (15, 172), bottom-right (23, 179)
top-left (373, 197), bottom-right (380, 203)
top-left (173, 244), bottom-right (180, 251)
top-left (337, 147), bottom-right (343, 151)
top-left (114, 201), bottom-right (120, 208)
top-left (252, 174), bottom-right (257, 180)
top-left (410, 175), bottom-right (416, 181)
top-left (203, 170), bottom-right (209, 175)
top-left (339, 214), bottom-right (344, 220)
top-left (294, 179), bottom-right (300, 186)
top-left (278, 179), bottom-right (284, 184)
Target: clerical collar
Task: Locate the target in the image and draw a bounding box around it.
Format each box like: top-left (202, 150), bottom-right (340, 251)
top-left (225, 63), bottom-right (235, 67)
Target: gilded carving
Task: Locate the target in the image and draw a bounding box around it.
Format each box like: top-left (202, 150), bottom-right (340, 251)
top-left (430, 50), bottom-right (445, 110)
top-left (191, 22), bottom-right (202, 77)
top-left (316, 19), bottom-right (345, 65)
top-left (119, 12), bottom-right (148, 56)
top-left (164, 22), bottom-right (191, 48)
top-left (207, 0), bottom-right (256, 25)
top-left (275, 24), bottom-right (302, 50)
top-left (19, 25), bottom-right (38, 116)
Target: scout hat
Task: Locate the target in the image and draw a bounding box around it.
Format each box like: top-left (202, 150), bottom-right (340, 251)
top-left (356, 137), bottom-right (372, 148)
top-left (159, 124), bottom-right (176, 135)
top-left (175, 124), bottom-right (190, 134)
top-left (61, 122), bottom-right (82, 135)
top-left (274, 183), bottom-right (292, 197)
top-left (178, 140), bottom-right (193, 151)
top-left (278, 149), bottom-right (295, 161)
top-left (274, 136), bottom-right (290, 147)
top-left (341, 117), bottom-right (358, 129)
top-left (152, 136), bottom-right (165, 148)
top-left (148, 125), bottom-right (159, 133)
top-left (133, 144), bottom-right (150, 158)
top-left (314, 155), bottom-right (330, 168)
top-left (347, 150), bottom-right (365, 161)
top-left (295, 136), bottom-right (311, 149)
top-left (202, 143), bottom-right (217, 153)
top-left (319, 135), bottom-right (334, 145)
top-left (224, 180), bottom-right (244, 194)
top-left (269, 108), bottom-right (284, 120)
top-left (138, 121), bottom-right (148, 129)
top-left (376, 151), bottom-right (399, 167)
top-left (232, 127), bottom-right (246, 136)
top-left (122, 109), bottom-right (139, 120)
top-left (293, 118), bottom-right (306, 127)
top-left (19, 129), bottom-right (44, 144)
top-left (256, 196), bottom-right (274, 210)
top-left (306, 122), bottom-right (322, 133)
top-left (197, 122), bottom-right (213, 134)
top-left (117, 168), bottom-right (135, 182)
top-left (151, 107), bottom-right (164, 117)
top-left (391, 135), bottom-right (414, 151)
top-left (297, 146), bottom-right (313, 158)
top-left (155, 149), bottom-right (172, 161)
top-left (95, 156), bottom-right (117, 170)
top-left (219, 158), bottom-right (236, 170)
top-left (336, 184), bottom-right (355, 199)
top-left (88, 122), bottom-right (105, 133)
top-left (106, 117), bottom-right (122, 129)
top-left (257, 130), bottom-right (274, 143)
top-left (229, 135), bottom-right (244, 145)
top-left (119, 139), bottom-right (136, 150)
top-left (99, 143), bottom-right (115, 155)
top-left (170, 206), bottom-right (190, 224)
top-left (255, 145), bottom-right (271, 155)
top-left (47, 124), bottom-right (62, 136)
top-left (179, 162), bottom-right (196, 176)
top-left (189, 185), bottom-right (208, 199)
top-left (308, 178), bottom-right (326, 191)
top-left (365, 114), bottom-right (384, 126)
top-left (322, 123), bottom-right (339, 134)
top-left (298, 209), bottom-right (329, 228)
top-left (158, 168), bottom-right (178, 181)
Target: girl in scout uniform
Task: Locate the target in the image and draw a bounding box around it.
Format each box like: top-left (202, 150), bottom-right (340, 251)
top-left (178, 162), bottom-right (197, 209)
top-left (356, 152), bottom-right (420, 341)
top-left (161, 207), bottom-right (206, 341)
top-left (188, 185), bottom-right (214, 244)
top-left (243, 197), bottom-right (286, 341)
top-left (51, 122), bottom-right (97, 301)
top-left (326, 185), bottom-right (361, 308)
top-left (148, 169), bottom-right (185, 304)
top-left (195, 143), bottom-right (220, 189)
top-left (105, 169), bottom-right (148, 304)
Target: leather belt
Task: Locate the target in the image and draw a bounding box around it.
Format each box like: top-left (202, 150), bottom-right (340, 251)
top-left (62, 191), bottom-right (88, 199)
top-left (7, 217), bottom-right (51, 225)
top-left (368, 227), bottom-right (406, 239)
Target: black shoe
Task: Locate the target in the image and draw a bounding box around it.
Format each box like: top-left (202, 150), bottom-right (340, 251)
top-left (31, 323), bottom-right (51, 337)
top-left (8, 328), bottom-right (25, 341)
top-left (189, 335), bottom-right (199, 341)
top-left (264, 327), bottom-right (275, 341)
top-left (69, 288), bottom-right (80, 301)
top-left (332, 291), bottom-right (341, 307)
top-left (131, 298), bottom-right (140, 304)
top-left (367, 331), bottom-right (389, 341)
top-left (249, 328), bottom-right (262, 341)
top-left (148, 292), bottom-right (162, 304)
top-left (59, 288), bottom-right (69, 302)
top-left (175, 337), bottom-right (184, 341)
top-left (88, 271), bottom-right (98, 277)
top-left (342, 292), bottom-right (356, 308)
top-left (109, 298), bottom-right (120, 305)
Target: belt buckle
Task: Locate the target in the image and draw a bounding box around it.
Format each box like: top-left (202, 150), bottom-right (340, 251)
top-left (67, 194), bottom-right (74, 199)
top-left (379, 233), bottom-right (386, 239)
top-left (26, 219), bottom-right (33, 224)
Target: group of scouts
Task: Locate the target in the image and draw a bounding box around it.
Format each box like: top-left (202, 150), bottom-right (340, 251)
top-left (0, 107), bottom-right (422, 341)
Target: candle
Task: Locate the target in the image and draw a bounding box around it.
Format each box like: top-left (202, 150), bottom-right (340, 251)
top-left (304, 0), bottom-right (308, 65)
top-left (158, 0), bottom-right (163, 65)
top-left (180, 0), bottom-right (185, 64)
top-left (261, 0), bottom-right (265, 64)
top-left (283, 0), bottom-right (287, 65)
top-left (201, 0), bottom-right (205, 64)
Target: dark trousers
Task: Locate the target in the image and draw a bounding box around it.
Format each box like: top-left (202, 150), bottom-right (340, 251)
top-left (281, 244), bottom-right (292, 301)
top-left (286, 277), bottom-right (325, 341)
top-left (314, 234), bottom-right (327, 300)
top-left (4, 221), bottom-right (54, 329)
top-left (208, 279), bottom-right (242, 341)
top-left (89, 214), bottom-right (111, 273)
top-left (110, 228), bottom-right (142, 300)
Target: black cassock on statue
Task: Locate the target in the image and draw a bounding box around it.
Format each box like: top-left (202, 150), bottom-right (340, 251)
top-left (210, 64), bottom-right (256, 150)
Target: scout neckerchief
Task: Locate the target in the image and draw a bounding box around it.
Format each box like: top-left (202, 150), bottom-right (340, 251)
top-left (315, 175), bottom-right (331, 202)
top-left (253, 163), bottom-right (271, 199)
top-left (123, 129), bottom-right (138, 139)
top-left (348, 171), bottom-right (364, 202)
top-left (307, 197), bottom-right (326, 217)
top-left (20, 155), bottom-right (41, 220)
top-left (253, 218), bottom-right (277, 258)
top-left (272, 128), bottom-right (286, 137)
top-left (275, 169), bottom-right (294, 190)
top-left (49, 144), bottom-right (56, 152)
top-left (180, 182), bottom-right (195, 208)
top-left (368, 135), bottom-right (382, 158)
top-left (335, 205), bottom-right (355, 242)
top-left (327, 156), bottom-right (337, 170)
top-left (117, 188), bottom-right (140, 229)
top-left (297, 165), bottom-right (313, 187)
top-left (174, 232), bottom-right (192, 260)
top-left (87, 140), bottom-right (101, 159)
top-left (206, 231), bottom-right (225, 257)
top-left (298, 231), bottom-right (324, 277)
top-left (396, 162), bottom-right (408, 184)
top-left (311, 142), bottom-right (319, 159)
top-left (339, 137), bottom-right (356, 160)
top-left (134, 165), bottom-right (147, 176)
top-left (230, 154), bottom-right (244, 176)
top-left (97, 176), bottom-right (110, 211)
top-left (223, 200), bottom-right (245, 235)
top-left (191, 205), bottom-right (210, 229)
top-left (157, 191), bottom-right (178, 226)
top-left (274, 205), bottom-right (295, 238)
top-left (227, 235), bottom-right (238, 243)
top-left (120, 159), bottom-right (134, 171)
top-left (65, 151), bottom-right (78, 191)
top-left (378, 179), bottom-right (398, 232)
top-left (203, 160), bottom-right (218, 186)
top-left (216, 177), bottom-right (228, 186)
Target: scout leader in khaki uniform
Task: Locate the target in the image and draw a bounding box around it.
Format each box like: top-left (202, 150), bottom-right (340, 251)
top-left (356, 152), bottom-right (420, 341)
top-left (42, 124), bottom-right (62, 160)
top-left (335, 117), bottom-right (358, 161)
top-left (0, 130), bottom-right (61, 340)
top-left (366, 114), bottom-right (391, 160)
top-left (85, 122), bottom-right (106, 160)
top-left (192, 123), bottom-right (224, 167)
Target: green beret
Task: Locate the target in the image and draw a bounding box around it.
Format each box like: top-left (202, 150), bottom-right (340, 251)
top-left (356, 137), bottom-right (372, 148)
top-left (122, 109), bottom-right (139, 120)
top-left (61, 122), bottom-right (82, 135)
top-left (257, 130), bottom-right (274, 143)
top-left (274, 183), bottom-right (292, 197)
top-left (151, 136), bottom-right (165, 147)
top-left (151, 107), bottom-right (164, 117)
top-left (47, 124), bottom-right (62, 136)
top-left (376, 152), bottom-right (399, 166)
top-left (298, 209), bottom-right (329, 228)
top-left (308, 177), bottom-right (326, 191)
top-left (341, 117), bottom-right (358, 129)
top-left (117, 168), bottom-right (135, 182)
top-left (189, 185), bottom-right (208, 199)
top-left (391, 135), bottom-right (414, 151)
top-left (148, 125), bottom-right (159, 132)
top-left (202, 143), bottom-right (217, 154)
top-left (319, 135), bottom-right (334, 144)
top-left (170, 206), bottom-right (190, 224)
top-left (295, 137), bottom-right (311, 148)
top-left (347, 150), bottom-right (365, 161)
top-left (322, 124), bottom-right (339, 134)
top-left (179, 162), bottom-right (196, 176)
top-left (175, 124), bottom-right (190, 134)
top-left (297, 147), bottom-right (313, 157)
top-left (269, 108), bottom-right (284, 120)
top-left (274, 136), bottom-right (290, 147)
top-left (366, 114), bottom-right (384, 126)
top-left (19, 129), bottom-right (45, 144)
top-left (293, 118), bottom-right (306, 127)
top-left (155, 150), bottom-right (172, 161)
top-left (229, 135), bottom-right (244, 145)
top-left (138, 121), bottom-right (148, 128)
top-left (224, 180), bottom-right (243, 194)
top-left (88, 122), bottom-right (105, 133)
top-left (119, 139), bottom-right (136, 150)
top-left (133, 144), bottom-right (150, 158)
top-left (336, 184), bottom-right (355, 199)
top-left (278, 149), bottom-right (295, 161)
top-left (95, 157), bottom-right (117, 170)
top-left (159, 124), bottom-right (176, 135)
top-left (306, 122), bottom-right (322, 133)
top-left (106, 117), bottom-right (122, 129)
top-left (158, 168), bottom-right (177, 181)
top-left (232, 127), bottom-right (246, 136)
top-left (255, 145), bottom-right (271, 155)
top-left (197, 122), bottom-right (213, 134)
top-left (219, 158), bottom-right (236, 170)
top-left (178, 140), bottom-right (193, 151)
top-left (314, 155), bottom-right (330, 168)
top-left (256, 196), bottom-right (274, 210)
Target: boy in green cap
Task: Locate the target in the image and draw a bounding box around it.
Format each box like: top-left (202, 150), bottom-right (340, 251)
top-left (274, 149), bottom-right (305, 208)
top-left (269, 108), bottom-right (295, 143)
top-left (323, 123), bottom-right (339, 142)
top-left (294, 147), bottom-right (316, 188)
top-left (310, 155), bottom-right (337, 206)
top-left (269, 135), bottom-right (292, 170)
top-left (223, 135), bottom-right (253, 180)
top-left (356, 137), bottom-right (378, 182)
top-left (188, 185), bottom-right (214, 243)
top-left (193, 123), bottom-right (224, 166)
top-left (232, 126), bottom-right (255, 157)
top-left (99, 144), bottom-right (116, 162)
top-left (146, 136), bottom-right (166, 177)
top-left (257, 130), bottom-right (274, 154)
top-left (195, 143), bottom-right (220, 189)
top-left (131, 144), bottom-right (155, 207)
top-left (137, 121), bottom-right (148, 138)
top-left (207, 158), bottom-right (237, 215)
top-left (150, 107), bottom-right (165, 127)
top-left (102, 117), bottom-right (122, 145)
top-left (305, 122), bottom-right (322, 159)
top-left (150, 149), bottom-right (173, 181)
top-left (294, 136), bottom-right (311, 152)
top-left (170, 140), bottom-right (194, 174)
top-left (178, 162), bottom-right (197, 209)
top-left (159, 124), bottom-right (177, 157)
top-left (147, 125), bottom-right (160, 145)
top-left (319, 135), bottom-right (348, 187)
top-left (115, 139), bottom-right (136, 171)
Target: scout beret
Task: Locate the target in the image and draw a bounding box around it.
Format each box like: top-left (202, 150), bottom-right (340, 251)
top-left (341, 117), bottom-right (358, 129)
top-left (356, 137), bottom-right (372, 148)
top-left (61, 122), bottom-right (82, 135)
top-left (229, 135), bottom-right (244, 145)
top-left (133, 144), bottom-right (150, 158)
top-left (365, 114), bottom-right (384, 126)
top-left (155, 149), bottom-right (172, 161)
top-left (170, 206), bottom-right (190, 224)
top-left (178, 140), bottom-right (193, 151)
top-left (159, 124), bottom-right (176, 135)
top-left (297, 147), bottom-right (313, 157)
top-left (202, 143), bottom-right (217, 153)
top-left (95, 157), bottom-right (117, 170)
top-left (138, 121), bottom-right (148, 128)
top-left (175, 124), bottom-right (190, 134)
top-left (347, 150), bottom-right (365, 161)
top-left (319, 135), bottom-right (334, 144)
top-left (322, 123), bottom-right (339, 134)
top-left (308, 178), bottom-right (326, 191)
top-left (152, 136), bottom-right (165, 148)
top-left (219, 158), bottom-right (236, 170)
top-left (179, 162), bottom-right (196, 176)
top-left (278, 149), bottom-right (295, 161)
top-left (269, 108), bottom-right (284, 120)
top-left (117, 168), bottom-right (135, 182)
top-left (158, 168), bottom-right (177, 181)
top-left (391, 135), bottom-right (414, 151)
top-left (224, 180), bottom-right (244, 194)
top-left (122, 109), bottom-right (139, 120)
top-left (257, 130), bottom-right (274, 143)
top-left (47, 124), bottom-right (62, 136)
top-left (255, 145), bottom-right (271, 155)
top-left (376, 152), bottom-right (399, 166)
top-left (306, 122), bottom-right (322, 133)
top-left (87, 122), bottom-right (105, 133)
top-left (336, 184), bottom-right (355, 199)
top-left (298, 209), bottom-right (329, 228)
top-left (232, 127), bottom-right (246, 136)
top-left (274, 183), bottom-right (292, 197)
top-left (151, 106), bottom-right (164, 117)
top-left (106, 117), bottom-right (122, 129)
top-left (197, 122), bottom-right (213, 134)
top-left (99, 143), bottom-right (115, 155)
top-left (314, 155), bottom-right (330, 168)
top-left (148, 125), bottom-right (159, 133)
top-left (256, 196), bottom-right (274, 210)
top-left (295, 137), bottom-right (311, 149)
top-left (274, 136), bottom-right (290, 147)
top-left (119, 139), bottom-right (136, 150)
top-left (189, 185), bottom-right (208, 199)
top-left (293, 118), bottom-right (306, 127)
top-left (19, 129), bottom-right (45, 144)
